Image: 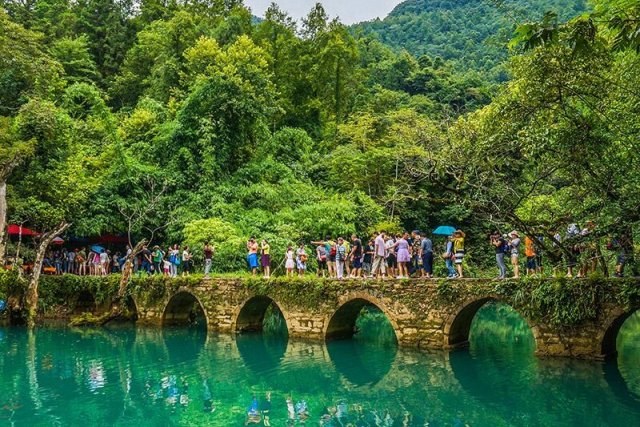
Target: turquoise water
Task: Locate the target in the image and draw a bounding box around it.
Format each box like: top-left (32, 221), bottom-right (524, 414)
top-left (1, 304), bottom-right (640, 426)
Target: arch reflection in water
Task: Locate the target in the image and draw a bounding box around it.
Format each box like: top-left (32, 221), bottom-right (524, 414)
top-left (236, 298), bottom-right (288, 376)
top-left (162, 291), bottom-right (207, 327)
top-left (450, 302), bottom-right (536, 404)
top-left (235, 296), bottom-right (288, 335)
top-left (327, 305), bottom-right (397, 386)
top-left (326, 298), bottom-right (398, 343)
top-left (609, 310), bottom-right (640, 401)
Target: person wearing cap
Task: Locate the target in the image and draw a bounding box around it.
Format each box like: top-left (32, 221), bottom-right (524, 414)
top-left (508, 231), bottom-right (521, 279)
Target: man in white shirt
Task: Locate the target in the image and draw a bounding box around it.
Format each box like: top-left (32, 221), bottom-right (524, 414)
top-left (370, 231), bottom-right (387, 279)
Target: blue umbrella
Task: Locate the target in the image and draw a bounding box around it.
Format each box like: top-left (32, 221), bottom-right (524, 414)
top-left (433, 226), bottom-right (456, 236)
top-left (91, 245), bottom-right (106, 253)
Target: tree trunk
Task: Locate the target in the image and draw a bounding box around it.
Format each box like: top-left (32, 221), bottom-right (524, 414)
top-left (25, 222), bottom-right (70, 328)
top-left (0, 180), bottom-right (6, 265)
top-left (100, 240), bottom-right (146, 325)
top-left (70, 239), bottom-right (147, 327)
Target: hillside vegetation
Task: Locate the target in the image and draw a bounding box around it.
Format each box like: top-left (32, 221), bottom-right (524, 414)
top-left (354, 0), bottom-right (588, 80)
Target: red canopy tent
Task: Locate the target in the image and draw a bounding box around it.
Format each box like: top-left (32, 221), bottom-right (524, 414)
top-left (97, 234), bottom-right (129, 244)
top-left (7, 225), bottom-right (40, 236)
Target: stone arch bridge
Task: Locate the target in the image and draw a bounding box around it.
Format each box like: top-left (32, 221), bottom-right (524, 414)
top-left (115, 277), bottom-right (640, 361)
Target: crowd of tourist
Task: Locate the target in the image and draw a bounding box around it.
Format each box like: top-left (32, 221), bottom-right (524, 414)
top-left (41, 244), bottom-right (193, 278)
top-left (30, 221), bottom-right (629, 280)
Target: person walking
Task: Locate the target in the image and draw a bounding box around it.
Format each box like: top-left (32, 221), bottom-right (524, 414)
top-left (419, 233), bottom-right (434, 278)
top-left (261, 239), bottom-right (271, 279)
top-left (203, 242), bottom-right (214, 278)
top-left (452, 230), bottom-right (465, 278)
top-left (444, 236), bottom-right (456, 278)
top-left (371, 232), bottom-right (387, 279)
top-left (491, 231), bottom-right (507, 279)
top-left (508, 231), bottom-right (521, 279)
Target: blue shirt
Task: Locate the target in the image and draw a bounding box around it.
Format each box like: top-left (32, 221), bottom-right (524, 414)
top-left (421, 238), bottom-right (433, 253)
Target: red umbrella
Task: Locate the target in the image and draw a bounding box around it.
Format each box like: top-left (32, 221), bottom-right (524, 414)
top-left (7, 225), bottom-right (40, 236)
top-left (52, 237), bottom-right (64, 245)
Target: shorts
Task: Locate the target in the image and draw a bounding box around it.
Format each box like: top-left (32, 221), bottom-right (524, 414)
top-left (617, 254), bottom-right (626, 265)
top-left (328, 255), bottom-right (336, 263)
top-left (454, 250), bottom-right (464, 265)
top-left (296, 259), bottom-right (306, 270)
top-left (182, 260), bottom-right (191, 272)
top-left (526, 256), bottom-right (537, 270)
top-left (387, 254), bottom-right (397, 268)
top-left (261, 254), bottom-right (271, 268)
top-left (352, 258), bottom-right (362, 269)
top-left (317, 259), bottom-right (327, 269)
top-left (247, 253), bottom-right (259, 269)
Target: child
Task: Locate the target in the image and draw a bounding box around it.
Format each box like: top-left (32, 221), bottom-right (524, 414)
top-left (163, 258), bottom-right (171, 276)
top-left (285, 246), bottom-right (295, 278)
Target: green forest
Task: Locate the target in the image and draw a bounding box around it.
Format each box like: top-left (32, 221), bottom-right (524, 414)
top-left (355, 0), bottom-right (589, 80)
top-left (1, 0), bottom-right (639, 278)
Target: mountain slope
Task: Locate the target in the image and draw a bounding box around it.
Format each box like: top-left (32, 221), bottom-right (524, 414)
top-left (353, 0), bottom-right (588, 79)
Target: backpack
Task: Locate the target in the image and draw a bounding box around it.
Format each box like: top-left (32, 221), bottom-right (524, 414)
top-left (317, 246), bottom-right (327, 261)
top-left (329, 244), bottom-right (337, 257)
top-left (502, 241), bottom-right (511, 256)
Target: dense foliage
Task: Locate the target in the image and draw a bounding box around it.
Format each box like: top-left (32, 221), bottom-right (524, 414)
top-left (0, 0), bottom-right (638, 276)
top-left (354, 0), bottom-right (588, 81)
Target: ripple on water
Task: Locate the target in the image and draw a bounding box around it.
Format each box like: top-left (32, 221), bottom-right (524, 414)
top-left (0, 305), bottom-right (639, 425)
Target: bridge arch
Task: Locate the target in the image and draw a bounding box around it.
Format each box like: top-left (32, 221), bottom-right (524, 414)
top-left (324, 292), bottom-right (400, 342)
top-left (444, 296), bottom-right (536, 349)
top-left (600, 308), bottom-right (640, 359)
top-left (162, 289), bottom-right (208, 327)
top-left (232, 296), bottom-right (291, 334)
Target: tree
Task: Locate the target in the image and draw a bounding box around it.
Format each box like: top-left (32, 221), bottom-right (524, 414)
top-left (0, 10), bottom-right (63, 112)
top-left (312, 20), bottom-right (359, 125)
top-left (9, 98), bottom-right (103, 325)
top-left (50, 35), bottom-right (100, 85)
top-left (0, 118), bottom-right (35, 264)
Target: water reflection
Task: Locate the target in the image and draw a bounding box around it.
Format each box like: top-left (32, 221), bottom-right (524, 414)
top-left (0, 304), bottom-right (639, 425)
top-left (617, 310), bottom-right (640, 398)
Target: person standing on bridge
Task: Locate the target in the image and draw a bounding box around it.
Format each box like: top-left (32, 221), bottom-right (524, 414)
top-left (370, 231), bottom-right (387, 279)
top-left (349, 234), bottom-right (363, 278)
top-left (453, 230), bottom-right (466, 278)
top-left (491, 231), bottom-right (507, 279)
top-left (508, 231), bottom-right (521, 279)
top-left (203, 242), bottom-right (214, 279)
top-left (247, 238), bottom-right (260, 276)
top-left (261, 239), bottom-right (271, 279)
